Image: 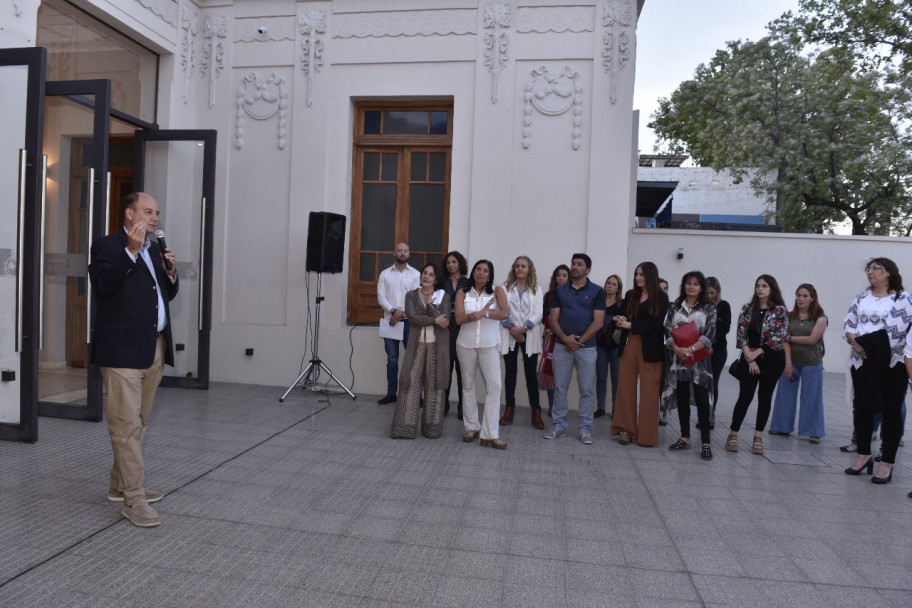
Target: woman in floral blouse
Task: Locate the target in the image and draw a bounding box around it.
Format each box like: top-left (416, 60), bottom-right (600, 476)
top-left (726, 274), bottom-right (791, 456)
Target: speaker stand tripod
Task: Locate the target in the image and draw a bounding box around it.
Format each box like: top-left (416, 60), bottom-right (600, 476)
top-left (279, 273), bottom-right (356, 402)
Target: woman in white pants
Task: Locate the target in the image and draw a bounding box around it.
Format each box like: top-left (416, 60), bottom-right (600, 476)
top-left (455, 259), bottom-right (509, 449)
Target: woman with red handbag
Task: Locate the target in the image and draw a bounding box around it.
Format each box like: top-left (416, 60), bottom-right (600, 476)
top-left (663, 271), bottom-right (717, 460)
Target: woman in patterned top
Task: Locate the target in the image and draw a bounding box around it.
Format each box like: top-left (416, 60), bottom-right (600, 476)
top-left (726, 275), bottom-right (791, 456)
top-left (663, 271), bottom-right (717, 460)
top-left (844, 258), bottom-right (912, 484)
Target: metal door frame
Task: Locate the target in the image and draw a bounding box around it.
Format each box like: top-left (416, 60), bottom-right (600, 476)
top-left (134, 129), bottom-right (217, 390)
top-left (0, 47), bottom-right (45, 442)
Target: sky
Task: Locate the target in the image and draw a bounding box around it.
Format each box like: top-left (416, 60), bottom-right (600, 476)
top-left (633, 0), bottom-right (801, 155)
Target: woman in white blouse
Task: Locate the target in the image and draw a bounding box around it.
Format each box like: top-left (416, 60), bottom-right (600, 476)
top-left (455, 260), bottom-right (510, 449)
top-left (844, 258), bottom-right (912, 484)
top-left (499, 256), bottom-right (545, 429)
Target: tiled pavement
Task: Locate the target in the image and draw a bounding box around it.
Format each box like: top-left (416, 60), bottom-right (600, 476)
top-left (1, 372), bottom-right (910, 607)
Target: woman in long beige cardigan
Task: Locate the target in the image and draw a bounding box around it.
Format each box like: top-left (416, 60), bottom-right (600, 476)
top-left (390, 263), bottom-right (452, 439)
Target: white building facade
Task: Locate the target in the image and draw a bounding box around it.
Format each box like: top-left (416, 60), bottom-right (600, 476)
top-left (1, 0), bottom-right (644, 436)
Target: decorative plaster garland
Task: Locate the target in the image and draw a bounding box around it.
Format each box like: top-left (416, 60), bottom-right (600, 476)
top-left (202, 15), bottom-right (227, 109)
top-left (179, 5), bottom-right (198, 105)
top-left (602, 0), bottom-right (632, 105)
top-left (522, 66), bottom-right (583, 150)
top-left (299, 10), bottom-right (325, 107)
top-left (483, 3), bottom-right (511, 105)
top-left (235, 73), bottom-right (288, 151)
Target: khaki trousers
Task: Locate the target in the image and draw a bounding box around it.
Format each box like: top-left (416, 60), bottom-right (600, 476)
top-left (102, 335), bottom-right (165, 506)
top-left (611, 334), bottom-right (663, 446)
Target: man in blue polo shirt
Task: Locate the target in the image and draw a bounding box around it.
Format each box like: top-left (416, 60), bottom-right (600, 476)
top-left (544, 253), bottom-right (606, 444)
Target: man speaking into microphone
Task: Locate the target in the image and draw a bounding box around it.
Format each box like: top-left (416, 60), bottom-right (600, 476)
top-left (89, 192), bottom-right (178, 528)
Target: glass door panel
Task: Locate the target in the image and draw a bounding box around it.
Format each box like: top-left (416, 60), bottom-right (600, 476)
top-left (0, 48), bottom-right (45, 442)
top-left (38, 80), bottom-right (111, 422)
top-left (135, 131), bottom-right (216, 389)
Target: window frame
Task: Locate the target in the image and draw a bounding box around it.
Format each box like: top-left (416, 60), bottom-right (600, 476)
top-left (347, 101), bottom-right (453, 326)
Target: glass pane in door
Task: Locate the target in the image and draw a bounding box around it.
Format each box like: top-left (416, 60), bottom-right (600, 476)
top-left (38, 95), bottom-right (99, 406)
top-left (0, 64), bottom-right (29, 424)
top-left (141, 140), bottom-right (204, 380)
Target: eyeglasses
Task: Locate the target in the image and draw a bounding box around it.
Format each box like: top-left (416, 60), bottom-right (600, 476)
top-left (865, 264), bottom-right (885, 273)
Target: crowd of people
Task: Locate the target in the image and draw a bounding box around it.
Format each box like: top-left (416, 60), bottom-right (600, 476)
top-left (376, 245), bottom-right (912, 496)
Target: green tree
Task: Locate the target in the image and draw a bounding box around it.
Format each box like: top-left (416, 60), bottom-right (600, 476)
top-left (649, 33), bottom-right (912, 235)
top-left (797, 0), bottom-right (912, 72)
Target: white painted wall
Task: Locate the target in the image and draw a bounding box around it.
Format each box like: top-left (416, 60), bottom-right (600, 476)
top-left (627, 228), bottom-right (912, 373)
top-left (3, 1), bottom-right (643, 407)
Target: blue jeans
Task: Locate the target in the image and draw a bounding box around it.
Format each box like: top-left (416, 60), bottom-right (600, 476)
top-left (552, 344), bottom-right (596, 433)
top-left (769, 363), bottom-right (825, 438)
top-left (382, 320), bottom-right (409, 396)
top-left (595, 345), bottom-right (619, 412)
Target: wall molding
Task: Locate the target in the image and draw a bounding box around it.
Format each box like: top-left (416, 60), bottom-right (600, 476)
top-left (136, 0), bottom-right (178, 28)
top-left (332, 9), bottom-right (477, 38)
top-left (234, 16), bottom-right (296, 42)
top-left (516, 6), bottom-right (594, 34)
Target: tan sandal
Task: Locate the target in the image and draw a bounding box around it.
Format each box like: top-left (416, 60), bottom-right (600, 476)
top-left (725, 432), bottom-right (738, 452)
top-left (752, 435), bottom-right (764, 455)
top-left (462, 430), bottom-right (480, 443)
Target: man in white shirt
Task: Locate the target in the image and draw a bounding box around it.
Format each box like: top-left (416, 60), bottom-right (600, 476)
top-left (376, 242), bottom-right (420, 404)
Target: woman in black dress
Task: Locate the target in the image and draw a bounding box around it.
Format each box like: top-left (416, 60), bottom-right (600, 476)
top-left (442, 251), bottom-right (469, 419)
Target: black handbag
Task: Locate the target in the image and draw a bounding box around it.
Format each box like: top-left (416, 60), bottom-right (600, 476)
top-left (728, 357), bottom-right (742, 379)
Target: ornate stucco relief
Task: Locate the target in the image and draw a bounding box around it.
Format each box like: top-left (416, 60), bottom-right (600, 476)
top-left (522, 66), bottom-right (583, 150)
top-left (483, 3), bottom-right (510, 104)
top-left (602, 0), bottom-right (632, 104)
top-left (202, 15), bottom-right (227, 109)
top-left (332, 10), bottom-right (477, 38)
top-left (136, 0), bottom-right (178, 28)
top-left (299, 10), bottom-right (325, 107)
top-left (180, 5), bottom-right (198, 104)
top-left (235, 73), bottom-right (288, 151)
top-left (515, 6), bottom-right (594, 33)
top-left (234, 17), bottom-right (296, 43)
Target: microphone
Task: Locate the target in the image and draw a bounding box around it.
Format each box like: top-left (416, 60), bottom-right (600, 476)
top-left (154, 229), bottom-right (172, 270)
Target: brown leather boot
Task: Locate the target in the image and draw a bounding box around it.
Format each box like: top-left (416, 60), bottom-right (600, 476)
top-left (531, 409), bottom-right (544, 430)
top-left (499, 406), bottom-right (514, 426)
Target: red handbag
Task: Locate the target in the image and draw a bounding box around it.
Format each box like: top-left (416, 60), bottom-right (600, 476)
top-left (671, 321), bottom-right (711, 367)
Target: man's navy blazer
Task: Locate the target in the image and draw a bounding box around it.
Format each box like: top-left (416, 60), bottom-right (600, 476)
top-left (88, 229), bottom-right (179, 369)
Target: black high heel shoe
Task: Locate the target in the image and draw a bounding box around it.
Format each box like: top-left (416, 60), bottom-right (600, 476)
top-left (844, 457), bottom-right (874, 476)
top-left (872, 466), bottom-right (893, 485)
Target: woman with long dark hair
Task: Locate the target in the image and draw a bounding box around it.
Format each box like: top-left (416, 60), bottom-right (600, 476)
top-left (390, 263), bottom-right (451, 439)
top-left (595, 274), bottom-right (623, 418)
top-left (442, 251), bottom-right (469, 420)
top-left (705, 277), bottom-right (731, 429)
top-left (538, 264), bottom-right (570, 416)
top-left (663, 271), bottom-right (716, 460)
top-left (769, 284), bottom-right (827, 443)
top-left (611, 261), bottom-right (669, 447)
top-left (844, 258), bottom-right (912, 483)
top-left (725, 275), bottom-right (790, 455)
top-left (455, 260), bottom-right (510, 449)
top-left (499, 256), bottom-right (545, 429)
